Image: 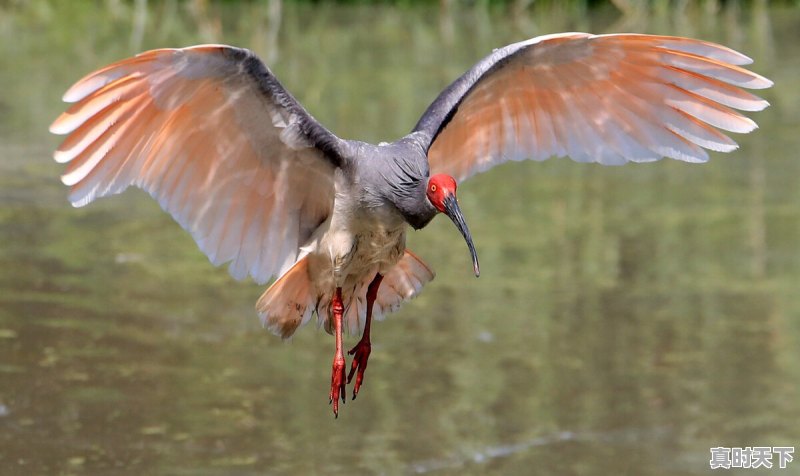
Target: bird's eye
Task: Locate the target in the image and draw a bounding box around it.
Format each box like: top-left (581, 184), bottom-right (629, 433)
top-left (430, 184), bottom-right (437, 193)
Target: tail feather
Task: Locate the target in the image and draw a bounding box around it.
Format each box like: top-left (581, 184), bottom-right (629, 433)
top-left (372, 249), bottom-right (435, 321)
top-left (256, 249), bottom-right (435, 339)
top-left (256, 255), bottom-right (314, 339)
top-left (324, 250), bottom-right (435, 335)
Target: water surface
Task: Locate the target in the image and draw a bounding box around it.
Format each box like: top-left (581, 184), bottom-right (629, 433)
top-left (1, 1), bottom-right (799, 474)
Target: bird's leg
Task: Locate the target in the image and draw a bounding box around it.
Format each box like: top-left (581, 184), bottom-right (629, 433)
top-left (329, 286), bottom-right (346, 417)
top-left (347, 273), bottom-right (383, 400)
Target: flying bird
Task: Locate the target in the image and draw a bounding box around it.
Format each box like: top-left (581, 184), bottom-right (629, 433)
top-left (51, 32), bottom-right (771, 417)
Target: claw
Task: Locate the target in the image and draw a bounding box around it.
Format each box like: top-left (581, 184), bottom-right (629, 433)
top-left (347, 339), bottom-right (371, 400)
top-left (344, 273), bottom-right (383, 402)
top-left (330, 356), bottom-right (347, 417)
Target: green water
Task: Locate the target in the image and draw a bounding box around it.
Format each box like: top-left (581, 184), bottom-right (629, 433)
top-left (1, 1), bottom-right (799, 474)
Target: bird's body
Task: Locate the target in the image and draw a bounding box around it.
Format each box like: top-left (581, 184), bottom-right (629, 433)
top-left (307, 201), bottom-right (407, 326)
top-left (256, 136), bottom-right (435, 340)
top-left (51, 32), bottom-right (771, 416)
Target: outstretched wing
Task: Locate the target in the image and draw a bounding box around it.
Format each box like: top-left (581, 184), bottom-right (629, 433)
top-left (414, 33), bottom-right (772, 182)
top-left (51, 45), bottom-right (349, 284)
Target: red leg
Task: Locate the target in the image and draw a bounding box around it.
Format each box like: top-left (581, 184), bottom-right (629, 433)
top-left (347, 273), bottom-right (383, 400)
top-left (329, 287), bottom-right (346, 417)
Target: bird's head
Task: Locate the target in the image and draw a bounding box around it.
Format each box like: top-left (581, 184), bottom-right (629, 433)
top-left (427, 174), bottom-right (480, 277)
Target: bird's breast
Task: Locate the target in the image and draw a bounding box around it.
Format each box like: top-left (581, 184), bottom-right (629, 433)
top-left (352, 223), bottom-right (406, 268)
top-left (308, 201), bottom-right (407, 290)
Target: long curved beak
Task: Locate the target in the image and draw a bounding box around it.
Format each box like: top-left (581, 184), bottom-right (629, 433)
top-left (442, 194), bottom-right (480, 277)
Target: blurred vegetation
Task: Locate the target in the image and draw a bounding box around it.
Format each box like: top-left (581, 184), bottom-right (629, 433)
top-left (1, 0), bottom-right (799, 475)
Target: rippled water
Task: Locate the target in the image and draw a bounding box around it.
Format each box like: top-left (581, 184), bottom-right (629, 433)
top-left (1, 1), bottom-right (799, 474)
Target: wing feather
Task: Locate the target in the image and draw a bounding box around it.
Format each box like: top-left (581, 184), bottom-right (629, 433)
top-left (51, 45), bottom-right (348, 284)
top-left (415, 33), bottom-right (771, 181)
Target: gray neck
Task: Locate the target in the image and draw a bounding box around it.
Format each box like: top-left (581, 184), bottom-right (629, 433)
top-left (349, 136), bottom-right (438, 230)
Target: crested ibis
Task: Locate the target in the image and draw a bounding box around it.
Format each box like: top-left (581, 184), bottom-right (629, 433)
top-left (51, 33), bottom-right (772, 417)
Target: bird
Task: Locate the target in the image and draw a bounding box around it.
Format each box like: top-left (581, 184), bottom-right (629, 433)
top-left (50, 32), bottom-right (771, 417)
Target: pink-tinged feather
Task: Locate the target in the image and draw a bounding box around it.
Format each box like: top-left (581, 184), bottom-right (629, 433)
top-left (660, 67), bottom-right (769, 112)
top-left (658, 50), bottom-right (772, 89)
top-left (54, 97), bottom-right (140, 164)
top-left (664, 86), bottom-right (757, 133)
top-left (429, 33), bottom-right (770, 178)
top-left (602, 34), bottom-right (754, 66)
top-left (257, 255), bottom-right (315, 339)
top-left (51, 76), bottom-right (147, 135)
top-left (373, 250), bottom-right (435, 321)
top-left (61, 50), bottom-right (173, 103)
top-left (52, 45), bottom-right (336, 284)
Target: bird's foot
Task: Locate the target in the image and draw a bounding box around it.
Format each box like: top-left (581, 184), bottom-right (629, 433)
top-left (347, 338), bottom-right (371, 400)
top-left (329, 355), bottom-right (346, 417)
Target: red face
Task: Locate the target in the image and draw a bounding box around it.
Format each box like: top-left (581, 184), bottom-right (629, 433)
top-left (426, 173), bottom-right (480, 277)
top-left (426, 174), bottom-right (457, 212)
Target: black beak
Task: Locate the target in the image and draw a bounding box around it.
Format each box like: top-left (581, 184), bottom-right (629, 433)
top-left (442, 194), bottom-right (480, 277)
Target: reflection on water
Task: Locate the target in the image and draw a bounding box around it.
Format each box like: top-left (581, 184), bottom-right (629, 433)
top-left (1, 1), bottom-right (799, 475)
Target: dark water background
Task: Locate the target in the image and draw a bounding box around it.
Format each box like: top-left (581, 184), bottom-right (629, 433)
top-left (1, 1), bottom-right (799, 474)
